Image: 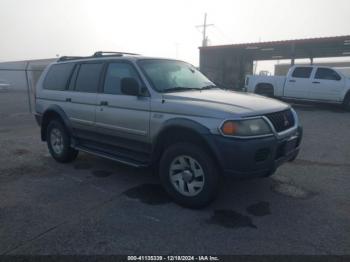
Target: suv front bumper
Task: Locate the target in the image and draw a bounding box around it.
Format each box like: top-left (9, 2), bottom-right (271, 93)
top-left (205, 126), bottom-right (302, 178)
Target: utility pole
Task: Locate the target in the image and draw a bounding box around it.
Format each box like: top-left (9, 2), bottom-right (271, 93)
top-left (196, 13), bottom-right (214, 47)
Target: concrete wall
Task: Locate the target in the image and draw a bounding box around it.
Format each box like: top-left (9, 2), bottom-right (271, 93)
top-left (200, 49), bottom-right (253, 90)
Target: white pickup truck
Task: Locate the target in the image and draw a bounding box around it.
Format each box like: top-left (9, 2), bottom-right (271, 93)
top-left (245, 65), bottom-right (350, 110)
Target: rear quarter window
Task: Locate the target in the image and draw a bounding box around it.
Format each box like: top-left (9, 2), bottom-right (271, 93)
top-left (44, 63), bottom-right (75, 90)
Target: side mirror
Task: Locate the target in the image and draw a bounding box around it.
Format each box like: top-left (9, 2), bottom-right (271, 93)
top-left (121, 77), bottom-right (140, 96)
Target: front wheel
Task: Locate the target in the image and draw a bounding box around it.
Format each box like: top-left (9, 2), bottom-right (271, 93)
top-left (47, 120), bottom-right (78, 163)
top-left (159, 143), bottom-right (220, 208)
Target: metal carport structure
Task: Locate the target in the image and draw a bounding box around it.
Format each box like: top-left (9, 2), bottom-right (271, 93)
top-left (199, 35), bottom-right (350, 89)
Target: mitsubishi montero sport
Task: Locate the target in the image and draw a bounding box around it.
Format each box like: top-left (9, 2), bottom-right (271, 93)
top-left (35, 51), bottom-right (302, 208)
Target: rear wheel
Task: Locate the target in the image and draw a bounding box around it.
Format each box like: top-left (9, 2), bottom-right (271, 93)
top-left (159, 143), bottom-right (220, 208)
top-left (47, 120), bottom-right (78, 163)
top-left (255, 84), bottom-right (274, 97)
top-left (342, 93), bottom-right (350, 111)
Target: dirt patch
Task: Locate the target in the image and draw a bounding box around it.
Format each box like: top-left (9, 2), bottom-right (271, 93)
top-left (0, 128), bottom-right (11, 133)
top-left (13, 149), bottom-right (30, 156)
top-left (246, 202), bottom-right (271, 217)
top-left (92, 170), bottom-right (113, 178)
top-left (207, 209), bottom-right (257, 229)
top-left (271, 176), bottom-right (316, 200)
top-left (74, 162), bottom-right (93, 170)
top-left (123, 184), bottom-right (171, 205)
top-left (271, 183), bottom-right (313, 199)
top-left (0, 165), bottom-right (55, 182)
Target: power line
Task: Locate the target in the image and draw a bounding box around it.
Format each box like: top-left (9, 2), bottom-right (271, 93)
top-left (213, 25), bottom-right (234, 43)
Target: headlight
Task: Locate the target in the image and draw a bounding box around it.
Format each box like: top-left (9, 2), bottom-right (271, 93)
top-left (220, 118), bottom-right (272, 137)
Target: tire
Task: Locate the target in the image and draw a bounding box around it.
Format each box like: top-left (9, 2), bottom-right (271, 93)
top-left (342, 93), bottom-right (350, 111)
top-left (46, 120), bottom-right (78, 163)
top-left (159, 143), bottom-right (220, 208)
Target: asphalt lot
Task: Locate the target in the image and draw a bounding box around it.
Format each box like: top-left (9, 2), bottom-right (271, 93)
top-left (0, 90), bottom-right (349, 255)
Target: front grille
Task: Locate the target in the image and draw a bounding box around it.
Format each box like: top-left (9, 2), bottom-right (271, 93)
top-left (265, 109), bottom-right (295, 133)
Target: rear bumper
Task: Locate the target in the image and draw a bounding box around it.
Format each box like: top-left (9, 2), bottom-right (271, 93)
top-left (205, 126), bottom-right (302, 178)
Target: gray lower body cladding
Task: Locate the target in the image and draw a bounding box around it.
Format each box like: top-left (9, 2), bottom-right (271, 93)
top-left (36, 112), bottom-right (303, 178)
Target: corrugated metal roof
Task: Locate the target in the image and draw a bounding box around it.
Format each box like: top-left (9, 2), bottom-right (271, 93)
top-left (200, 35), bottom-right (350, 50)
top-left (0, 58), bottom-right (57, 70)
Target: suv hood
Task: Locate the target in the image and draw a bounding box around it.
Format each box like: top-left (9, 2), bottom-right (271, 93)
top-left (162, 89), bottom-right (289, 117)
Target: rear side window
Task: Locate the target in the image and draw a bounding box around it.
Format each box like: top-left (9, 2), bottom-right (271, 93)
top-left (44, 63), bottom-right (75, 90)
top-left (291, 67), bottom-right (313, 79)
top-left (75, 63), bottom-right (103, 93)
top-left (315, 68), bottom-right (341, 81)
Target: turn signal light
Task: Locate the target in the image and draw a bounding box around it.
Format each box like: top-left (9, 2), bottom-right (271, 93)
top-left (221, 121), bottom-right (237, 135)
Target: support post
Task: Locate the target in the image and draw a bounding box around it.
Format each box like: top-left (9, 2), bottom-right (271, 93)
top-left (291, 43), bottom-right (296, 66)
top-left (25, 62), bottom-right (32, 114)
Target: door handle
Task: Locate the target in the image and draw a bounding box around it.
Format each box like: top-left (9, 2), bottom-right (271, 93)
top-left (289, 80), bottom-right (296, 83)
top-left (65, 98), bottom-right (72, 102)
top-left (100, 101), bottom-right (108, 106)
top-left (312, 81), bottom-right (320, 84)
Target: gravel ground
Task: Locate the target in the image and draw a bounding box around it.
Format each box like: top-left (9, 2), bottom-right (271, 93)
top-left (0, 90), bottom-right (349, 255)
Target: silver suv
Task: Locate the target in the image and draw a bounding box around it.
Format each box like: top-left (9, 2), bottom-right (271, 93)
top-left (35, 51), bottom-right (302, 208)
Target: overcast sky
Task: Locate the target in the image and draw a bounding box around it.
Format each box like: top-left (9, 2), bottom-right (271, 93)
top-left (1, 0), bottom-right (350, 70)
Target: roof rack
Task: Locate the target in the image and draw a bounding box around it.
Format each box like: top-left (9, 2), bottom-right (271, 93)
top-left (57, 56), bottom-right (87, 62)
top-left (93, 51), bottom-right (139, 57)
top-left (57, 51), bottom-right (140, 62)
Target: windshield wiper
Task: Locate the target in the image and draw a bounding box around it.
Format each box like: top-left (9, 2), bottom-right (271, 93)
top-left (199, 84), bottom-right (218, 90)
top-left (162, 87), bottom-right (199, 93)
top-left (162, 85), bottom-right (218, 93)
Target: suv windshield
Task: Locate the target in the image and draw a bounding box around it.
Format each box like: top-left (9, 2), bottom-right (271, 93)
top-left (138, 59), bottom-right (216, 93)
